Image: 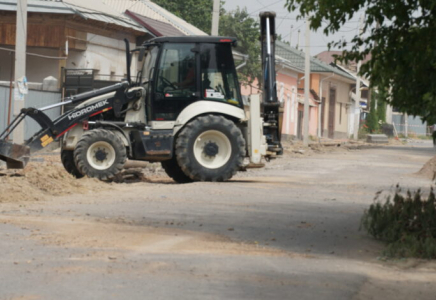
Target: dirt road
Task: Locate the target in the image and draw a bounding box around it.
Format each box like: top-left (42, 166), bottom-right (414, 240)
top-left (1, 141), bottom-right (436, 299)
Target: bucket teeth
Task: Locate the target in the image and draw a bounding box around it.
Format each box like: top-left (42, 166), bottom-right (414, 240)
top-left (0, 140), bottom-right (30, 169)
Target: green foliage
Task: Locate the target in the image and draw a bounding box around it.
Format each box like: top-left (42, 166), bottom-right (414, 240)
top-left (358, 126), bottom-right (368, 140)
top-left (377, 100), bottom-right (386, 124)
top-left (285, 0), bottom-right (436, 123)
top-left (152, 1), bottom-right (261, 86)
top-left (219, 8), bottom-right (262, 86)
top-left (366, 93), bottom-right (379, 133)
top-left (152, 0), bottom-right (217, 34)
top-left (361, 187), bottom-right (436, 259)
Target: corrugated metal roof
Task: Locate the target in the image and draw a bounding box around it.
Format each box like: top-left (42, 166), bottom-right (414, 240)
top-left (102, 0), bottom-right (207, 36)
top-left (0, 0), bottom-right (72, 14)
top-left (58, 0), bottom-right (149, 33)
top-left (275, 40), bottom-right (355, 81)
top-left (126, 10), bottom-right (185, 37)
top-left (0, 0), bottom-right (149, 33)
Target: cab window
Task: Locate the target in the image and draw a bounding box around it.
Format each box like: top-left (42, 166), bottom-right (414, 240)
top-left (156, 43), bottom-right (196, 95)
top-left (153, 43), bottom-right (197, 120)
top-left (200, 43), bottom-right (242, 107)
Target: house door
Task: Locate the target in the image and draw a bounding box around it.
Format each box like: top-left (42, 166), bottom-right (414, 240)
top-left (328, 88), bottom-right (336, 139)
top-left (297, 110), bottom-right (304, 140)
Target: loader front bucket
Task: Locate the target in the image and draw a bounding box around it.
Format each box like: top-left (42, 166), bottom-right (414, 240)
top-left (0, 140), bottom-right (30, 169)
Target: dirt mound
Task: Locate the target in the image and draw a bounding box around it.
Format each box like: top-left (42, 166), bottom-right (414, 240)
top-left (417, 156), bottom-right (436, 180)
top-left (0, 162), bottom-right (105, 202)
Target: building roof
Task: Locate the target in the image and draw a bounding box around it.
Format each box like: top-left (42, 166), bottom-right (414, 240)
top-left (316, 50), bottom-right (372, 65)
top-left (102, 0), bottom-right (207, 36)
top-left (315, 50), bottom-right (372, 74)
top-left (276, 54), bottom-right (304, 73)
top-left (275, 41), bottom-right (355, 81)
top-left (315, 50), bottom-right (344, 65)
top-left (334, 64), bottom-right (370, 87)
top-left (0, 0), bottom-right (149, 34)
top-left (126, 10), bottom-right (184, 37)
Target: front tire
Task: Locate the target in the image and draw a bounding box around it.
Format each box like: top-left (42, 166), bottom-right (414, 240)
top-left (74, 129), bottom-right (127, 181)
top-left (175, 115), bottom-right (245, 182)
top-left (161, 157), bottom-right (193, 183)
top-left (61, 149), bottom-right (84, 178)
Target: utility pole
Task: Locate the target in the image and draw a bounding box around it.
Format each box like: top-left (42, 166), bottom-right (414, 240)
top-left (211, 0), bottom-right (220, 35)
top-left (353, 14), bottom-right (364, 140)
top-left (404, 113), bottom-right (408, 138)
top-left (296, 29), bottom-right (301, 50)
top-left (289, 25), bottom-right (293, 47)
top-left (303, 18), bottom-right (310, 146)
top-left (13, 0), bottom-right (27, 144)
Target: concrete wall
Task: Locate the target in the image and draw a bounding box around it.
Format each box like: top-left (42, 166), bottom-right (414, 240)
top-left (320, 75), bottom-right (352, 139)
top-left (66, 34), bottom-right (138, 82)
top-left (277, 70), bottom-right (299, 138)
top-left (334, 79), bottom-right (351, 135)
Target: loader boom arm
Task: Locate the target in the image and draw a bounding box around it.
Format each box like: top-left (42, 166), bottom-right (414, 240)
top-left (0, 81), bottom-right (142, 169)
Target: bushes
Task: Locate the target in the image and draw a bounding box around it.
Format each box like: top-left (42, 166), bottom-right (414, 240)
top-left (361, 187), bottom-right (436, 258)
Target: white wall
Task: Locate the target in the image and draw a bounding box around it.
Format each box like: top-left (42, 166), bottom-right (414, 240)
top-left (66, 34), bottom-right (138, 81)
top-left (0, 34), bottom-right (138, 84)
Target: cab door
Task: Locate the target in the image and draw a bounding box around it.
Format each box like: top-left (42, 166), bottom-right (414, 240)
top-left (152, 43), bottom-right (199, 121)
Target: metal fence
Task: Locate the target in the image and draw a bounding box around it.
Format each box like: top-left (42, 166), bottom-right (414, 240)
top-left (392, 114), bottom-right (431, 137)
top-left (0, 86), bottom-right (62, 140)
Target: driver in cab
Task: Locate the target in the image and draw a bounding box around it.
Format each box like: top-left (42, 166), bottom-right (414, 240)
top-left (173, 62), bottom-right (195, 89)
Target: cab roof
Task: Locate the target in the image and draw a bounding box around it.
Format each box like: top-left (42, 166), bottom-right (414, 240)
top-left (146, 36), bottom-right (237, 45)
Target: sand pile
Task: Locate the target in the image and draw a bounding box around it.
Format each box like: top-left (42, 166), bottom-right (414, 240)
top-left (417, 156), bottom-right (436, 180)
top-left (0, 162), bottom-right (104, 202)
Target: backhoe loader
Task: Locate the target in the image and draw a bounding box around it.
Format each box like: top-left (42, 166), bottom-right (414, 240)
top-left (0, 12), bottom-right (282, 183)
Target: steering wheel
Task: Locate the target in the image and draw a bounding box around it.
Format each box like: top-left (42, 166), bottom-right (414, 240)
top-left (160, 76), bottom-right (177, 90)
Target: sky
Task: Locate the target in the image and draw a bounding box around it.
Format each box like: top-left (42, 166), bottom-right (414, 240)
top-left (222, 0), bottom-right (364, 55)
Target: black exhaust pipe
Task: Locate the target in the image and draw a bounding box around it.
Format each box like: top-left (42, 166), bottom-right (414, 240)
top-left (124, 38), bottom-right (132, 85)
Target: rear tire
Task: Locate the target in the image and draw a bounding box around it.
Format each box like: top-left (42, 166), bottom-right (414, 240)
top-left (61, 149), bottom-right (84, 178)
top-left (161, 157), bottom-right (193, 183)
top-left (175, 115), bottom-right (245, 182)
top-left (74, 129), bottom-right (127, 181)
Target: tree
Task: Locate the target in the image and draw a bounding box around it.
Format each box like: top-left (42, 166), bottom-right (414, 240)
top-left (219, 8), bottom-right (262, 86)
top-left (366, 93), bottom-right (379, 133)
top-left (153, 1), bottom-right (262, 86)
top-left (152, 0), bottom-right (215, 34)
top-left (285, 0), bottom-right (436, 123)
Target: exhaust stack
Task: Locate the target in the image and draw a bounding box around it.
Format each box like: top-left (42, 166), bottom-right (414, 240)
top-left (259, 12), bottom-right (283, 154)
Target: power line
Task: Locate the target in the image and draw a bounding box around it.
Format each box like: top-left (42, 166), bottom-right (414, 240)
top-left (248, 0), bottom-right (284, 15)
top-left (277, 12), bottom-right (290, 28)
top-left (0, 46), bottom-right (67, 60)
top-left (338, 27), bottom-right (359, 33)
top-left (281, 22), bottom-right (305, 39)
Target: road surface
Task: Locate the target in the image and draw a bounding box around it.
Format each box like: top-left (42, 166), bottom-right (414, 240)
top-left (1, 141), bottom-right (436, 300)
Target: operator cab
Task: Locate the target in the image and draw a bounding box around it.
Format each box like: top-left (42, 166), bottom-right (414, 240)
top-left (139, 36), bottom-right (243, 122)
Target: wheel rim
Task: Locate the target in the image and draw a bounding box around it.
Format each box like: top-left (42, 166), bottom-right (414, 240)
top-left (193, 130), bottom-right (232, 169)
top-left (86, 141), bottom-right (116, 170)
